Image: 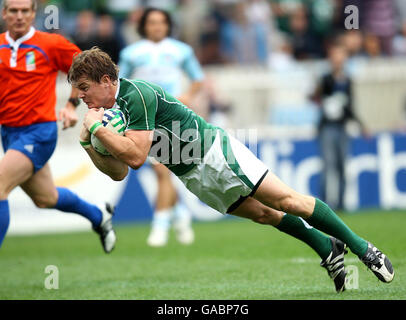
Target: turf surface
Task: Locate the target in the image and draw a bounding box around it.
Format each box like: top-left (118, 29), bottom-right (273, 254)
top-left (0, 210), bottom-right (405, 300)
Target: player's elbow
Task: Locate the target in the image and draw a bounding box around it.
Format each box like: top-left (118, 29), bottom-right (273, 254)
top-left (109, 166), bottom-right (129, 181)
top-left (110, 171), bottom-right (127, 181)
top-left (126, 155), bottom-right (147, 170)
top-left (128, 159), bottom-right (143, 170)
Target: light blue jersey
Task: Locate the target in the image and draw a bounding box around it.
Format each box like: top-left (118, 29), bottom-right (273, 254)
top-left (118, 38), bottom-right (204, 97)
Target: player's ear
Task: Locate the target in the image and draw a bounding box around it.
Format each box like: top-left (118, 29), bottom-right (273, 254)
top-left (101, 75), bottom-right (111, 87)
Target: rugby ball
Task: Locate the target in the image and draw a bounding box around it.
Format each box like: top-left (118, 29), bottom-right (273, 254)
top-left (91, 108), bottom-right (127, 155)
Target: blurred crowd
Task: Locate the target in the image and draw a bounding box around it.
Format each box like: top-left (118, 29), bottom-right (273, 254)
top-left (2, 0), bottom-right (406, 66)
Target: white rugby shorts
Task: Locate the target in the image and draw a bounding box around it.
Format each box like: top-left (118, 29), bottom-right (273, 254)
top-left (178, 130), bottom-right (269, 214)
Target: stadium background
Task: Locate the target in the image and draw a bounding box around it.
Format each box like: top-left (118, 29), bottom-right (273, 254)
top-left (1, 0), bottom-right (406, 234)
top-left (1, 0), bottom-right (406, 301)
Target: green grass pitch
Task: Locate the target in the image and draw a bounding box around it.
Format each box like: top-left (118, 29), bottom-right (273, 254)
top-left (0, 210), bottom-right (405, 300)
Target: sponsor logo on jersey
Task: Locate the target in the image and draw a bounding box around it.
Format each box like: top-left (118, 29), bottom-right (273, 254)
top-left (26, 51), bottom-right (36, 71)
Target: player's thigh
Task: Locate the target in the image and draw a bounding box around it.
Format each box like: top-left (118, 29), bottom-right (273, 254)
top-left (20, 163), bottom-right (58, 208)
top-left (151, 162), bottom-right (178, 206)
top-left (252, 171), bottom-right (315, 218)
top-left (0, 149), bottom-right (34, 197)
top-left (229, 196), bottom-right (285, 226)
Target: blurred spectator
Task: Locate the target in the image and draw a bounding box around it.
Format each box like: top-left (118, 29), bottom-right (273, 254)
top-left (197, 13), bottom-right (225, 65)
top-left (246, 0), bottom-right (278, 52)
top-left (288, 5), bottom-right (323, 60)
top-left (70, 10), bottom-right (97, 51)
top-left (342, 30), bottom-right (364, 58)
top-left (144, 0), bottom-right (179, 13)
top-left (312, 42), bottom-right (366, 210)
top-left (220, 1), bottom-right (270, 64)
top-left (364, 33), bottom-right (382, 58)
top-left (392, 22), bottom-right (406, 57)
top-left (267, 33), bottom-right (297, 72)
top-left (52, 0), bottom-right (106, 36)
top-left (307, 0), bottom-right (335, 40)
top-left (106, 0), bottom-right (141, 21)
top-left (362, 0), bottom-right (396, 56)
top-left (58, 0), bottom-right (105, 12)
top-left (270, 0), bottom-right (304, 34)
top-left (120, 9), bottom-right (144, 45)
top-left (341, 30), bottom-right (367, 76)
top-left (93, 14), bottom-right (122, 63)
top-left (394, 0), bottom-right (406, 32)
top-left (177, 0), bottom-right (209, 50)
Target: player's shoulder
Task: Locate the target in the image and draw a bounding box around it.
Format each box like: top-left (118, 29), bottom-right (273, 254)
top-left (118, 78), bottom-right (159, 109)
top-left (32, 30), bottom-right (74, 48)
top-left (33, 30), bottom-right (66, 41)
top-left (120, 78), bottom-right (157, 96)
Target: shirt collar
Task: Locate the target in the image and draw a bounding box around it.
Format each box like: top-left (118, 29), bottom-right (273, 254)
top-left (146, 37), bottom-right (168, 45)
top-left (114, 79), bottom-right (120, 100)
top-left (6, 26), bottom-right (35, 47)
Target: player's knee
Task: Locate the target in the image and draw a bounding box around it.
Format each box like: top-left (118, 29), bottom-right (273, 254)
top-left (32, 193), bottom-right (58, 209)
top-left (252, 207), bottom-right (282, 226)
top-left (0, 174), bottom-right (13, 200)
top-left (277, 195), bottom-right (300, 215)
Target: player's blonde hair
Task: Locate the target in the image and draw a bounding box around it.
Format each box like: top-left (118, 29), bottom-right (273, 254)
top-left (3, 0), bottom-right (37, 11)
top-left (67, 47), bottom-right (119, 85)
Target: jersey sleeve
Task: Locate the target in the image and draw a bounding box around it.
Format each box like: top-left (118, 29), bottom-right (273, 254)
top-left (125, 83), bottom-right (157, 131)
top-left (181, 46), bottom-right (204, 81)
top-left (49, 34), bottom-right (81, 73)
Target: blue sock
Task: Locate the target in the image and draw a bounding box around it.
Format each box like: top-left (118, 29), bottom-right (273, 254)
top-left (0, 199), bottom-right (10, 248)
top-left (55, 187), bottom-right (102, 228)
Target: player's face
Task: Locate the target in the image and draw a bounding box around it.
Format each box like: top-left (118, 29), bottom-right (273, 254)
top-left (144, 11), bottom-right (169, 42)
top-left (2, 0), bottom-right (36, 40)
top-left (75, 78), bottom-right (113, 109)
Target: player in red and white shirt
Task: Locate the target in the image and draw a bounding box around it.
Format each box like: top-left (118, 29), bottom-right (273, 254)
top-left (0, 0), bottom-right (116, 252)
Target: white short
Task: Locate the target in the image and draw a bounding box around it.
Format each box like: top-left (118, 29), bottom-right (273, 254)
top-left (178, 130), bottom-right (269, 214)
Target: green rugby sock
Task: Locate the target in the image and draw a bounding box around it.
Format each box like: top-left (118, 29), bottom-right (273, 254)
top-left (276, 213), bottom-right (332, 260)
top-left (306, 199), bottom-right (368, 258)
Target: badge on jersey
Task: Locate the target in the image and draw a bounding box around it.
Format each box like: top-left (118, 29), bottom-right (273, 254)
top-left (26, 51), bottom-right (36, 71)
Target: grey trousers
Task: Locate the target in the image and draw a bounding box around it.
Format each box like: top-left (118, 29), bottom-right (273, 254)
top-left (319, 124), bottom-right (349, 210)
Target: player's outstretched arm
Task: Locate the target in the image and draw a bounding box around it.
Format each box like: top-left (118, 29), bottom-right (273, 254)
top-left (84, 108), bottom-right (153, 171)
top-left (93, 128), bottom-right (152, 170)
top-left (80, 124), bottom-right (128, 181)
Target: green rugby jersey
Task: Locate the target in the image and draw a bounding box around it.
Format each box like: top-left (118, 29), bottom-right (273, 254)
top-left (115, 78), bottom-right (218, 176)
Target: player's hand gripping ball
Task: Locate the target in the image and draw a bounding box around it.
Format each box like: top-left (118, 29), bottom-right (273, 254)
top-left (91, 108), bottom-right (127, 155)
